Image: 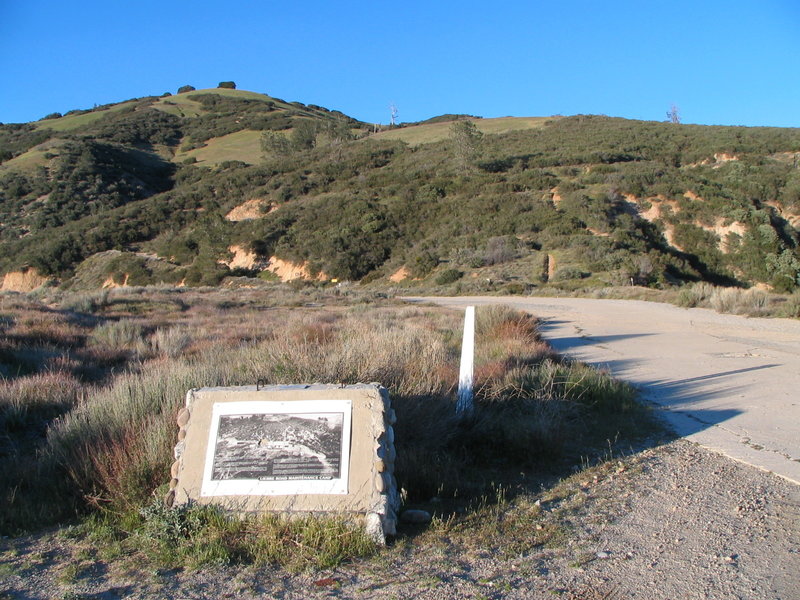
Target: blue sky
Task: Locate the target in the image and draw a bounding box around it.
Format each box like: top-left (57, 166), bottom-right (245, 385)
top-left (1, 1), bottom-right (798, 127)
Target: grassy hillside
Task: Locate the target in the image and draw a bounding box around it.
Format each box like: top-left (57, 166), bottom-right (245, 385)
top-left (371, 116), bottom-right (553, 145)
top-left (1, 88), bottom-right (799, 294)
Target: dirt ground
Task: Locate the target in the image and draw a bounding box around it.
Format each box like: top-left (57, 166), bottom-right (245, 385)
top-left (2, 439), bottom-right (798, 599)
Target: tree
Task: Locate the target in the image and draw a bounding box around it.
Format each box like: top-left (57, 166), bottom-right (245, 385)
top-left (177, 85), bottom-right (195, 94)
top-left (291, 119), bottom-right (317, 151)
top-left (450, 120), bottom-right (483, 171)
top-left (666, 104), bottom-right (681, 124)
top-left (766, 249), bottom-right (800, 292)
top-left (218, 81), bottom-right (236, 89)
top-left (324, 119), bottom-right (353, 144)
top-left (260, 131), bottom-right (291, 156)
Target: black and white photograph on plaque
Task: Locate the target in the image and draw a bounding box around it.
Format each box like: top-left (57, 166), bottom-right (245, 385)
top-left (200, 400), bottom-right (352, 497)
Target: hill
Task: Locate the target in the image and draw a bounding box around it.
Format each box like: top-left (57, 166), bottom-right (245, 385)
top-left (1, 87), bottom-right (799, 293)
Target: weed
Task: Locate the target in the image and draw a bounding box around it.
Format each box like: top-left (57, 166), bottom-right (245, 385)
top-left (710, 287), bottom-right (769, 315)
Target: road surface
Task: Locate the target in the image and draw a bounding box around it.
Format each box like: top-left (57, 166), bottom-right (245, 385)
top-left (406, 296), bottom-right (800, 485)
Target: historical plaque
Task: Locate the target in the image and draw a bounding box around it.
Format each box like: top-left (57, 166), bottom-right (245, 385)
top-left (203, 400), bottom-right (351, 496)
top-left (168, 384), bottom-right (399, 542)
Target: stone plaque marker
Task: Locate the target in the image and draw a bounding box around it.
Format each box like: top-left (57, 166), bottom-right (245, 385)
top-left (167, 384), bottom-right (399, 542)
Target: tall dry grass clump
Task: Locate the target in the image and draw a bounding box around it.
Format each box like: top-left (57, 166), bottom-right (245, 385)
top-left (676, 281), bottom-right (716, 308)
top-left (393, 305), bottom-right (640, 501)
top-left (0, 371), bottom-right (82, 437)
top-left (677, 281), bottom-right (776, 316)
top-left (149, 326), bottom-right (192, 358)
top-left (709, 287), bottom-right (769, 315)
top-left (90, 319), bottom-right (144, 351)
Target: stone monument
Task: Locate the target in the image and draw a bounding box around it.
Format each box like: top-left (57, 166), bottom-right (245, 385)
top-left (167, 383), bottom-right (399, 542)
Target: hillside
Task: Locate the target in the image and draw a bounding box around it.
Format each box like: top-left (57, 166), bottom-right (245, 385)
top-left (1, 87), bottom-right (799, 293)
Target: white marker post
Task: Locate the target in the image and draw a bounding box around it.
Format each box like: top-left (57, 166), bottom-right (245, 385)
top-left (455, 305), bottom-right (475, 416)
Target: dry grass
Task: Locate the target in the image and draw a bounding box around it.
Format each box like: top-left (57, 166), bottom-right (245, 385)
top-left (0, 286), bottom-right (654, 576)
top-left (370, 116), bottom-right (554, 146)
top-left (172, 129), bottom-right (262, 166)
top-left (676, 281), bottom-right (781, 316)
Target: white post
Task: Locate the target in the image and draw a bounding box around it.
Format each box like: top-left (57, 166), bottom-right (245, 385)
top-left (456, 306), bottom-right (475, 416)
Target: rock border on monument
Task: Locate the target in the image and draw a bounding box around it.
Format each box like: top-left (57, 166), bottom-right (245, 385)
top-left (167, 383), bottom-right (399, 543)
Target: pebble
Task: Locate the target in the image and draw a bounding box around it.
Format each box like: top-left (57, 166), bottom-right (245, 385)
top-left (596, 551), bottom-right (611, 559)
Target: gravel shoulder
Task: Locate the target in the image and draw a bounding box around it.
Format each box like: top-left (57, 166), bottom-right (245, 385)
top-left (2, 440), bottom-right (798, 599)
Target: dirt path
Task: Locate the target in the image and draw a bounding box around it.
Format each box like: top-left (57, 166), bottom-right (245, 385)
top-left (408, 296), bottom-right (800, 485)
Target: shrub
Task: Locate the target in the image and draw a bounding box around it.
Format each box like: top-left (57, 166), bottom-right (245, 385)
top-left (675, 281), bottom-right (715, 307)
top-left (217, 81), bottom-right (236, 89)
top-left (0, 371), bottom-right (82, 435)
top-left (149, 326), bottom-right (191, 358)
top-left (91, 319), bottom-right (144, 351)
top-left (435, 268), bottom-right (463, 285)
top-left (780, 290), bottom-right (800, 318)
top-left (177, 85), bottom-right (195, 94)
top-left (709, 287), bottom-right (769, 315)
top-left (552, 266), bottom-right (587, 281)
top-left (62, 291), bottom-right (110, 313)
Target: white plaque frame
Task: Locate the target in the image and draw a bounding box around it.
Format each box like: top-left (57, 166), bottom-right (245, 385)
top-left (201, 399), bottom-right (352, 497)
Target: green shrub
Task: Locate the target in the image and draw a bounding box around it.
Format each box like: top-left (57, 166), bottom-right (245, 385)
top-left (553, 266), bottom-right (587, 281)
top-left (435, 268), bottom-right (463, 285)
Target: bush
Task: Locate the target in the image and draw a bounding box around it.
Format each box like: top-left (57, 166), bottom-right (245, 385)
top-left (552, 266), bottom-right (587, 281)
top-left (709, 287), bottom-right (769, 315)
top-left (149, 326), bottom-right (191, 358)
top-left (91, 319), bottom-right (145, 351)
top-left (217, 81), bottom-right (236, 89)
top-left (177, 85), bottom-right (195, 94)
top-left (676, 281), bottom-right (715, 307)
top-left (435, 268), bottom-right (464, 285)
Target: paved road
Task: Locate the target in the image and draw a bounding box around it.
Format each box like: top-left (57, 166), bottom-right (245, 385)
top-left (405, 296), bottom-right (800, 485)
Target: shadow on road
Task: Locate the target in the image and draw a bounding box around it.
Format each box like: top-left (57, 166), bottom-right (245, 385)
top-left (546, 333), bottom-right (655, 354)
top-left (623, 364), bottom-right (779, 436)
